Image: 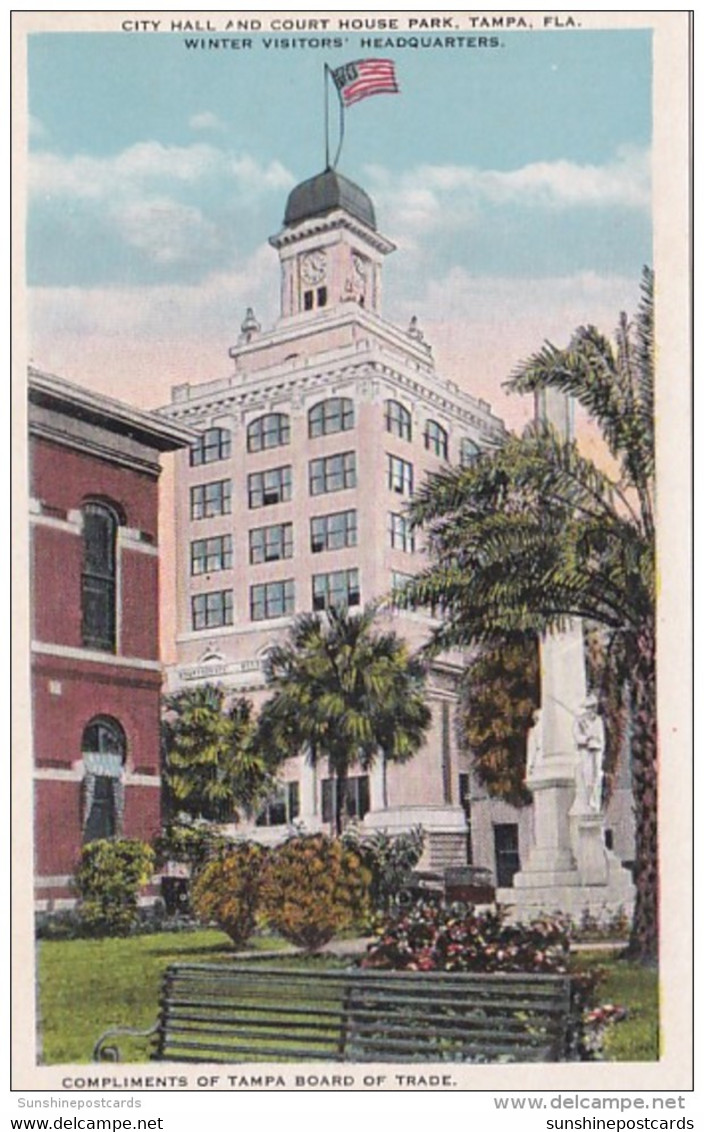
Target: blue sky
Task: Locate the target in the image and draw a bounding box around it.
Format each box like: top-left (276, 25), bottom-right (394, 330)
top-left (26, 28), bottom-right (652, 423)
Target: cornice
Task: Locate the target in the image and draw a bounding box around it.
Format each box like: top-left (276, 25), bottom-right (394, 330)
top-left (268, 210), bottom-right (396, 256)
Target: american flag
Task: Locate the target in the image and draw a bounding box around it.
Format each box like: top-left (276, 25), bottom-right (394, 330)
top-left (331, 59), bottom-right (399, 107)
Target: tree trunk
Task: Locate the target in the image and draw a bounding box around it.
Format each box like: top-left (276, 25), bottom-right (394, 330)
top-left (624, 630), bottom-right (658, 966)
top-left (334, 764), bottom-right (348, 837)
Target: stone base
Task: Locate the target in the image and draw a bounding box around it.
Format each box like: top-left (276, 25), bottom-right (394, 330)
top-left (497, 853), bottom-right (635, 922)
top-left (363, 805), bottom-right (468, 870)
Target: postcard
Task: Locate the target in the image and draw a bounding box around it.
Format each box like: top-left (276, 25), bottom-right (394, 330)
top-left (12, 10), bottom-right (693, 1097)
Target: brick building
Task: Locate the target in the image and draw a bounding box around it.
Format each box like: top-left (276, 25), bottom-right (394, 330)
top-left (29, 366), bottom-right (196, 908)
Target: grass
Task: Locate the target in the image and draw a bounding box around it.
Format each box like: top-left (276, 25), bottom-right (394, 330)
top-left (574, 950), bottom-right (659, 1061)
top-left (37, 932), bottom-right (660, 1065)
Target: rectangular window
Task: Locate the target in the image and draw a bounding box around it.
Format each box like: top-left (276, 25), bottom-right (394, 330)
top-left (191, 590), bottom-right (233, 630)
top-left (387, 453), bottom-right (414, 495)
top-left (459, 772), bottom-right (473, 864)
top-left (388, 512), bottom-right (415, 553)
top-left (256, 782), bottom-right (300, 827)
top-left (248, 466), bottom-right (292, 509)
top-left (250, 579), bottom-right (295, 621)
top-left (190, 480), bottom-right (231, 520)
top-left (304, 290), bottom-right (314, 311)
top-left (191, 535), bottom-right (233, 576)
top-left (321, 776), bottom-right (370, 824)
top-left (249, 523), bottom-right (293, 564)
top-left (312, 568), bottom-right (360, 611)
top-left (317, 286), bottom-right (328, 308)
top-left (494, 824), bottom-right (521, 888)
top-left (310, 510), bottom-right (357, 553)
top-left (309, 451), bottom-right (356, 496)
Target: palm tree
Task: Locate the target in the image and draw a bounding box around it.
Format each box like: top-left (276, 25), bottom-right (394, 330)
top-left (254, 604), bottom-right (432, 835)
top-left (401, 268), bottom-right (657, 963)
top-left (162, 684), bottom-right (272, 822)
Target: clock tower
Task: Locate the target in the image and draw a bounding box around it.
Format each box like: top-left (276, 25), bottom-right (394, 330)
top-left (269, 167), bottom-right (396, 321)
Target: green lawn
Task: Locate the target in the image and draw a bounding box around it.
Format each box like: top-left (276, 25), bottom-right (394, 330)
top-left (574, 951), bottom-right (659, 1061)
top-left (37, 932), bottom-right (659, 1065)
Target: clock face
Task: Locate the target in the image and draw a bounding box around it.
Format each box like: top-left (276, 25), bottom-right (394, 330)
top-left (300, 250), bottom-right (327, 285)
top-left (352, 252), bottom-right (368, 280)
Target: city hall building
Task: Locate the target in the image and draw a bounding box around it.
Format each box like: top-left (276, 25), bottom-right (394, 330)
top-left (160, 169), bottom-right (635, 881)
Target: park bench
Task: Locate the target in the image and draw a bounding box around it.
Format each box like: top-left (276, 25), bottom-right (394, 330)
top-left (94, 964), bottom-right (580, 1063)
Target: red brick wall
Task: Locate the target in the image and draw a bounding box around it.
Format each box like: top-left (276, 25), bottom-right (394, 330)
top-left (32, 656), bottom-right (162, 772)
top-left (31, 436), bottom-right (158, 537)
top-left (120, 550), bottom-right (159, 661)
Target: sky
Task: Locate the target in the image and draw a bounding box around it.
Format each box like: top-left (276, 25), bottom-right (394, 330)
top-left (25, 26), bottom-right (652, 435)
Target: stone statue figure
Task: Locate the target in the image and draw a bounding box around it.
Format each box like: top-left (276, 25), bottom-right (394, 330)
top-left (526, 708), bottom-right (543, 777)
top-left (573, 694), bottom-right (606, 813)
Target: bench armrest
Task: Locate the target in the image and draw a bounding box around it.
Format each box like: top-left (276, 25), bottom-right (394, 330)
top-left (93, 1023), bottom-right (159, 1062)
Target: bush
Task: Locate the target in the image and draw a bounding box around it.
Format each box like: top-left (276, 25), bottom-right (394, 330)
top-left (261, 833), bottom-right (371, 953)
top-left (190, 842), bottom-right (268, 948)
top-left (363, 902), bottom-right (573, 974)
top-left (341, 827), bottom-right (425, 913)
top-left (152, 817), bottom-right (230, 876)
top-left (74, 839), bottom-right (155, 937)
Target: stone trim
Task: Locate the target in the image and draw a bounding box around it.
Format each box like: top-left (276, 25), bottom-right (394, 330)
top-left (31, 640), bottom-right (162, 672)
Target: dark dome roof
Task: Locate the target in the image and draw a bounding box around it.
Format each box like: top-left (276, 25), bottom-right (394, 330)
top-left (284, 168), bottom-right (376, 230)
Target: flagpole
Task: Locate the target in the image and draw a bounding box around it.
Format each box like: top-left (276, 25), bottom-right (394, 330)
top-left (324, 64), bottom-right (330, 169)
top-left (332, 77), bottom-right (345, 169)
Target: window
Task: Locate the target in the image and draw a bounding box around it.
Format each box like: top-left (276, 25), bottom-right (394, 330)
top-left (312, 568), bottom-right (360, 611)
top-left (321, 776), bottom-right (370, 824)
top-left (191, 590), bottom-right (233, 630)
top-left (424, 419), bottom-right (449, 459)
top-left (81, 501), bottom-right (118, 652)
top-left (190, 480), bottom-right (231, 520)
top-left (388, 512), bottom-right (415, 553)
top-left (190, 427), bottom-right (231, 466)
top-left (247, 413), bottom-right (290, 453)
top-left (82, 717), bottom-right (126, 842)
top-left (385, 399), bottom-right (412, 441)
top-left (191, 535), bottom-right (233, 575)
top-left (309, 452), bottom-right (356, 496)
top-left (256, 782), bottom-right (300, 827)
top-left (317, 286), bottom-right (328, 308)
top-left (459, 773), bottom-right (473, 864)
top-left (387, 454), bottom-right (414, 495)
top-left (310, 510), bottom-right (357, 553)
top-left (460, 437), bottom-right (481, 467)
top-left (249, 523), bottom-right (293, 564)
top-left (248, 466), bottom-right (292, 509)
top-left (250, 579), bottom-right (295, 621)
top-left (493, 824), bottom-right (521, 888)
top-left (308, 397), bottom-right (355, 439)
top-left (390, 571), bottom-right (413, 605)
top-left (304, 290), bottom-right (314, 311)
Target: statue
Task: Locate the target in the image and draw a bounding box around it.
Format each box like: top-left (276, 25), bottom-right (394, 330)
top-left (526, 708), bottom-right (543, 777)
top-left (573, 694), bottom-right (605, 813)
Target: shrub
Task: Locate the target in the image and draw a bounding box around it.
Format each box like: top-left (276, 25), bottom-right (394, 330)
top-left (190, 842), bottom-right (268, 948)
top-left (74, 839), bottom-right (155, 937)
top-left (362, 902), bottom-right (573, 974)
top-left (341, 827), bottom-right (425, 913)
top-left (261, 833), bottom-right (372, 953)
top-left (152, 817), bottom-right (230, 876)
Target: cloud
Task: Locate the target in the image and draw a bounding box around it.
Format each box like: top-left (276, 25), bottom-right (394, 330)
top-left (366, 145), bottom-right (651, 243)
top-left (188, 111), bottom-right (225, 132)
top-left (29, 141), bottom-right (295, 201)
top-left (110, 198), bottom-right (219, 266)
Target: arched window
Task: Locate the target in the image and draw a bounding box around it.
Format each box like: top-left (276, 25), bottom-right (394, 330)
top-left (424, 419), bottom-right (448, 460)
top-left (308, 397), bottom-right (354, 439)
top-left (81, 716), bottom-right (126, 842)
top-left (459, 437), bottom-right (480, 467)
top-left (247, 413), bottom-right (290, 453)
top-left (82, 501), bottom-right (119, 652)
top-left (190, 427), bottom-right (231, 466)
top-left (384, 399), bottom-right (412, 441)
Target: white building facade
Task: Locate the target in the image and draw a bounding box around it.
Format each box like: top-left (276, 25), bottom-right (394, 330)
top-left (160, 168), bottom-right (635, 885)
